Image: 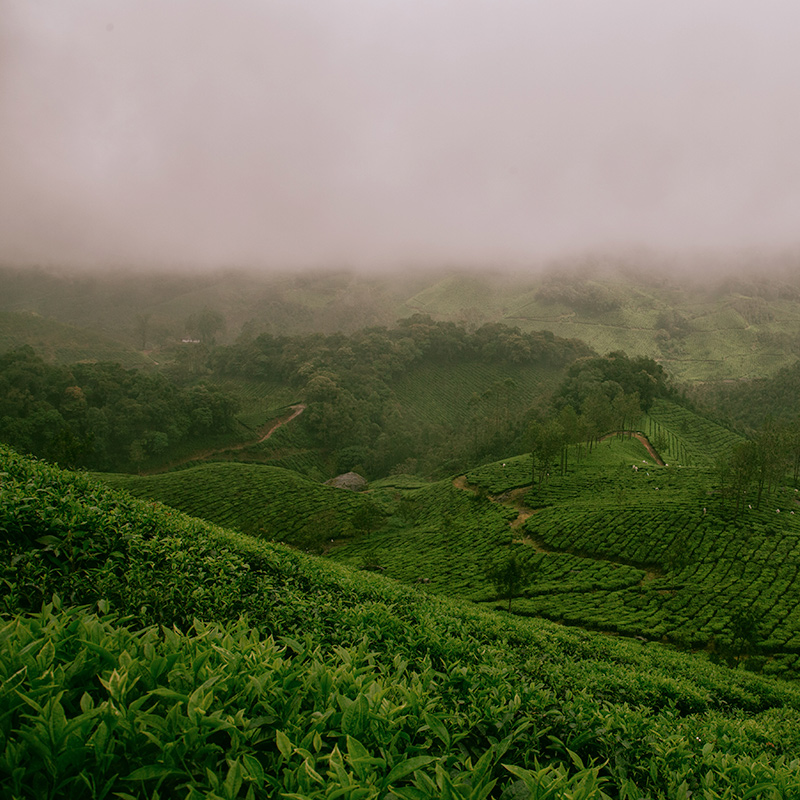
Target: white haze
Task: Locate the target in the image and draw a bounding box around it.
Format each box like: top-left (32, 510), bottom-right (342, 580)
top-left (2, 0), bottom-right (800, 272)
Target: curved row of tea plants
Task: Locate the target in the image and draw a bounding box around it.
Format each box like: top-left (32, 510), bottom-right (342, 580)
top-left (513, 465), bottom-right (800, 677)
top-left (99, 461), bottom-right (381, 552)
top-left (645, 398), bottom-right (742, 467)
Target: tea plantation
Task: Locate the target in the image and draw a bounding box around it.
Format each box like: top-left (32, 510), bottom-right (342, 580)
top-left (460, 438), bottom-right (800, 679)
top-left (96, 427), bottom-right (800, 684)
top-left (99, 462), bottom-right (382, 551)
top-left (5, 444), bottom-right (800, 798)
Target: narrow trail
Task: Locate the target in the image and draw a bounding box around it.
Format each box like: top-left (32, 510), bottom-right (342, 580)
top-left (453, 427), bottom-right (667, 585)
top-left (452, 475), bottom-right (538, 535)
top-left (143, 404), bottom-right (306, 475)
top-left (600, 430), bottom-right (665, 466)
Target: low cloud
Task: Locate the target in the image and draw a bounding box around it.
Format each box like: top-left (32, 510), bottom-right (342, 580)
top-left (2, 1), bottom-right (800, 271)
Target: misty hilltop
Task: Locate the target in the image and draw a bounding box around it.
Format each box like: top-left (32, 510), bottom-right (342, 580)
top-left (3, 261), bottom-right (800, 383)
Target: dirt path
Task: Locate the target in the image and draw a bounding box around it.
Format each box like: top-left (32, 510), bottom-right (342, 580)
top-left (599, 430), bottom-right (665, 466)
top-left (453, 476), bottom-right (538, 532)
top-left (143, 404), bottom-right (306, 475)
top-left (253, 404), bottom-right (306, 444)
top-left (453, 434), bottom-right (665, 585)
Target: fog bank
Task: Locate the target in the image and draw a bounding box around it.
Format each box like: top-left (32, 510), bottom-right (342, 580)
top-left (2, 1), bottom-right (800, 271)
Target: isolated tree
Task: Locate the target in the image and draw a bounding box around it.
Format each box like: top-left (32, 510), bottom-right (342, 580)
top-left (529, 418), bottom-right (563, 486)
top-left (719, 606), bottom-right (763, 667)
top-left (488, 552), bottom-right (533, 613)
top-left (727, 441), bottom-right (756, 516)
top-left (350, 503), bottom-right (383, 536)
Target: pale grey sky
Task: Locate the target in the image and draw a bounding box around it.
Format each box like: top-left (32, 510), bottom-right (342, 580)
top-left (2, 1), bottom-right (800, 270)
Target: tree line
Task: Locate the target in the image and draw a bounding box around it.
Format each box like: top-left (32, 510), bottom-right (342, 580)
top-left (529, 351), bottom-right (672, 485)
top-left (0, 347), bottom-right (238, 471)
top-left (719, 417), bottom-right (800, 515)
top-left (211, 315), bottom-right (593, 477)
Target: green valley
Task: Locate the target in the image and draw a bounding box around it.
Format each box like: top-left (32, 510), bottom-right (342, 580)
top-left (4, 266), bottom-right (800, 797)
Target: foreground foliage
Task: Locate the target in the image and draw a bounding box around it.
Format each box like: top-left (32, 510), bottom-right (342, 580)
top-left (4, 445), bottom-right (800, 796)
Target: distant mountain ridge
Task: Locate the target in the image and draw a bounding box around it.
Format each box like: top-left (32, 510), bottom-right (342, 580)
top-left (3, 263), bottom-right (799, 382)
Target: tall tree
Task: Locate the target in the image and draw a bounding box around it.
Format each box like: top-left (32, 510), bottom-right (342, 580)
top-left (752, 418), bottom-right (787, 510)
top-left (529, 418), bottom-right (564, 487)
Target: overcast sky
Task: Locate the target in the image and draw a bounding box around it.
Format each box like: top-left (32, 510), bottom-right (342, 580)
top-left (2, 1), bottom-right (800, 271)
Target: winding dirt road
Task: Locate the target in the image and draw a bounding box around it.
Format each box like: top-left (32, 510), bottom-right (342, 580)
top-left (143, 403), bottom-right (306, 475)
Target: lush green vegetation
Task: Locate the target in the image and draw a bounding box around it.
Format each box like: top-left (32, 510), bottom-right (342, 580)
top-left (645, 399), bottom-right (743, 467)
top-left (456, 439), bottom-right (800, 679)
top-left (696, 359), bottom-right (800, 435)
top-left (0, 347), bottom-right (239, 471)
top-left (0, 311), bottom-right (153, 367)
top-left (6, 444), bottom-right (800, 798)
top-left (100, 462), bottom-right (384, 552)
top-left (209, 316), bottom-right (590, 478)
top-left (7, 263), bottom-right (800, 384)
top-left (402, 268), bottom-right (800, 382)
top-left (96, 409), bottom-right (800, 684)
top-left (10, 265), bottom-right (800, 795)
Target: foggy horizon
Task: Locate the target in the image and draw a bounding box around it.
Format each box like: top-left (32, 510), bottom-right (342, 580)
top-left (3, 1), bottom-right (800, 273)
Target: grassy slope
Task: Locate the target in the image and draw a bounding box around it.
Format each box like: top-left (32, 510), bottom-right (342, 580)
top-left (108, 402), bottom-right (800, 682)
top-left (5, 265), bottom-right (800, 383)
top-left (99, 462), bottom-right (381, 550)
top-left (462, 439), bottom-right (800, 680)
top-left (4, 444), bottom-right (800, 798)
top-left (401, 274), bottom-right (800, 382)
top-left (0, 311), bottom-right (154, 367)
top-left (645, 398), bottom-right (743, 467)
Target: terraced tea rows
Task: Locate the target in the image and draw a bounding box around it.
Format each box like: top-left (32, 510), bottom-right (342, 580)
top-left (100, 462), bottom-right (378, 551)
top-left (9, 444), bottom-right (800, 795)
top-left (646, 398), bottom-right (742, 466)
top-left (513, 470), bottom-right (800, 677)
top-left (101, 425), bottom-right (800, 680)
top-left (451, 438), bottom-right (800, 678)
top-left (328, 481), bottom-right (517, 597)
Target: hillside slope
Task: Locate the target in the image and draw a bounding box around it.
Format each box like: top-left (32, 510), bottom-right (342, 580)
top-left (4, 444), bottom-right (800, 797)
top-left (6, 264), bottom-right (800, 384)
top-left (99, 417), bottom-right (800, 682)
top-left (100, 461), bottom-right (383, 551)
top-left (0, 311), bottom-right (154, 367)
top-left (401, 271), bottom-right (800, 382)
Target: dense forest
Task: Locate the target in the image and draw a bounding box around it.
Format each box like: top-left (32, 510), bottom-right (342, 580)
top-left (0, 318), bottom-right (682, 480)
top-left (0, 346), bottom-right (238, 470)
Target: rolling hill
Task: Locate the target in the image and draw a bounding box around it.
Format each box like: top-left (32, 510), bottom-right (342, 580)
top-left (4, 443), bottom-right (800, 797)
top-left (5, 263), bottom-right (800, 384)
top-left (95, 399), bottom-right (800, 683)
top-left (0, 311), bottom-right (155, 367)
